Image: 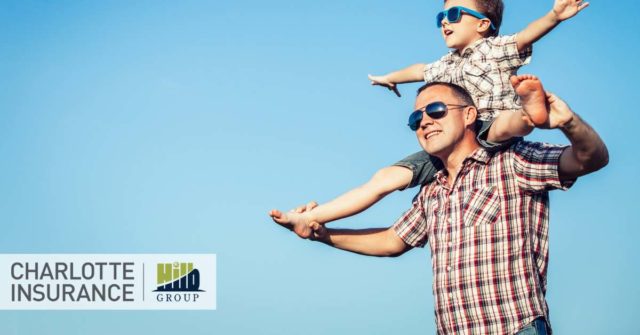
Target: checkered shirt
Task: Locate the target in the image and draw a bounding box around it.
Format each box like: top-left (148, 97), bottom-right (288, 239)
top-left (423, 34), bottom-right (532, 121)
top-left (393, 141), bottom-right (575, 335)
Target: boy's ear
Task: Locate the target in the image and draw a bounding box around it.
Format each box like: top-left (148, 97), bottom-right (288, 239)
top-left (476, 19), bottom-right (492, 34)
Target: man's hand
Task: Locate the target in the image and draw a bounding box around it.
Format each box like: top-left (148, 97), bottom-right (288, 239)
top-left (368, 74), bottom-right (401, 97)
top-left (539, 92), bottom-right (575, 129)
top-left (309, 222), bottom-right (329, 243)
top-left (552, 0), bottom-right (589, 22)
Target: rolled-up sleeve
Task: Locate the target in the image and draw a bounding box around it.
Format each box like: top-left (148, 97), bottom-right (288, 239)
top-left (512, 141), bottom-right (576, 192)
top-left (393, 187), bottom-right (429, 248)
top-left (423, 54), bottom-right (452, 84)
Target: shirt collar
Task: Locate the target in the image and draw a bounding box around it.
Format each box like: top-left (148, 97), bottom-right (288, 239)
top-left (433, 147), bottom-right (492, 185)
top-left (451, 38), bottom-right (486, 57)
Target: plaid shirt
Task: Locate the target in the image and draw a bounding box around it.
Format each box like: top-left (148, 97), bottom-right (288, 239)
top-left (393, 141), bottom-right (574, 335)
top-left (423, 34), bottom-right (532, 121)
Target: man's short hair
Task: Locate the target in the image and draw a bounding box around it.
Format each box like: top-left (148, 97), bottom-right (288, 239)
top-left (445, 0), bottom-right (504, 36)
top-left (416, 82), bottom-right (475, 107)
top-left (417, 82), bottom-right (480, 133)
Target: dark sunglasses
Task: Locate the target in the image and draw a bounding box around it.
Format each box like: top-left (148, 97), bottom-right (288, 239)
top-left (408, 102), bottom-right (468, 131)
top-left (436, 6), bottom-right (496, 30)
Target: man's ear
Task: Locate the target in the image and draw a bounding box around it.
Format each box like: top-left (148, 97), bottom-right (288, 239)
top-left (477, 19), bottom-right (492, 34)
top-left (464, 106), bottom-right (478, 128)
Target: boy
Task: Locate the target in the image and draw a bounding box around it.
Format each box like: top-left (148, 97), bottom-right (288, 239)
top-left (270, 0), bottom-right (588, 238)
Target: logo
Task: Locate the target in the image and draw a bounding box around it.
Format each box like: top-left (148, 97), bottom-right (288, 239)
top-left (154, 262), bottom-right (203, 303)
top-left (0, 254), bottom-right (216, 310)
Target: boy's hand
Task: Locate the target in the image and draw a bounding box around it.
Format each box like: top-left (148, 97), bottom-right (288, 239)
top-left (368, 74), bottom-right (401, 97)
top-left (552, 0), bottom-right (589, 22)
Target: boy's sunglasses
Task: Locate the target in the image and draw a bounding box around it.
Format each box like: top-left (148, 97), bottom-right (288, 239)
top-left (408, 102), bottom-right (468, 131)
top-left (436, 6), bottom-right (496, 31)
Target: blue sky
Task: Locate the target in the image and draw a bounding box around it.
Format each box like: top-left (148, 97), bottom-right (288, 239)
top-left (0, 0), bottom-right (637, 334)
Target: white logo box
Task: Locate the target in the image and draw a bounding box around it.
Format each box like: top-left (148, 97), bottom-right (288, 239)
top-left (0, 254), bottom-right (216, 310)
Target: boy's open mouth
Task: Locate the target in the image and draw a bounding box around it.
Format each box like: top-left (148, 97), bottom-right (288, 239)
top-left (444, 29), bottom-right (453, 36)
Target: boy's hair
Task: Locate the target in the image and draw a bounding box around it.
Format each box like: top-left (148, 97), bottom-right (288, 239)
top-left (417, 82), bottom-right (475, 107)
top-left (445, 0), bottom-right (504, 36)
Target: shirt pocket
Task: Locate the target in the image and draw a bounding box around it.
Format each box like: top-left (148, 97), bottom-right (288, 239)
top-left (461, 186), bottom-right (524, 256)
top-left (463, 62), bottom-right (494, 97)
top-left (462, 186), bottom-right (501, 228)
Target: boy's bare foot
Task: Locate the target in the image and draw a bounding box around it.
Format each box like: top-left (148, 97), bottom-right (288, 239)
top-left (269, 209), bottom-right (313, 239)
top-left (510, 74), bottom-right (549, 126)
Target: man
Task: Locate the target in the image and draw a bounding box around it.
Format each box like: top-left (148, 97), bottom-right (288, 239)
top-left (272, 75), bottom-right (608, 334)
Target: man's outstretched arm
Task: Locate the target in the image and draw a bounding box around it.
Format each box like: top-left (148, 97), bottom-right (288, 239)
top-left (310, 225), bottom-right (412, 257)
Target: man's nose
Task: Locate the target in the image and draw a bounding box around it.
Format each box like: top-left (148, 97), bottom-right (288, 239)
top-left (419, 111), bottom-right (434, 130)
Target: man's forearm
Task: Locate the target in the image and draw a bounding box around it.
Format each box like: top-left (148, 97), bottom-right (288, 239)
top-left (516, 11), bottom-right (560, 51)
top-left (317, 227), bottom-right (410, 257)
top-left (560, 113), bottom-right (609, 176)
top-left (385, 63), bottom-right (426, 84)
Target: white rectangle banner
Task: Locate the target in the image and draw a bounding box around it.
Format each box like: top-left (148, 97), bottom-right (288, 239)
top-left (0, 254), bottom-right (216, 310)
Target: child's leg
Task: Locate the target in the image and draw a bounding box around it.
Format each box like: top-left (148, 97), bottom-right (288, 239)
top-left (269, 151), bottom-right (441, 238)
top-left (486, 109), bottom-right (534, 143)
top-left (482, 75), bottom-right (551, 145)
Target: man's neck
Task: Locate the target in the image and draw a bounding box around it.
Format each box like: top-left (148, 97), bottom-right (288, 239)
top-left (438, 139), bottom-right (481, 186)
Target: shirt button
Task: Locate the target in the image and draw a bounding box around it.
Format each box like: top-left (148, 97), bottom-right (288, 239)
top-left (447, 266), bottom-right (452, 272)
top-left (449, 293), bottom-right (453, 299)
top-left (448, 242), bottom-right (453, 247)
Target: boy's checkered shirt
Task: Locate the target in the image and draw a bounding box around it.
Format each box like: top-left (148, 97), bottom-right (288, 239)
top-left (393, 141), bottom-right (575, 335)
top-left (424, 34), bottom-right (532, 121)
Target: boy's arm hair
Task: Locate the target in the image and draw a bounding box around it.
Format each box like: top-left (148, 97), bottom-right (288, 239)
top-left (515, 0), bottom-right (589, 52)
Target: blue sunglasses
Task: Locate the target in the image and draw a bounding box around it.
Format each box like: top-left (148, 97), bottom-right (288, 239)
top-left (436, 6), bottom-right (496, 31)
top-left (408, 102), bottom-right (468, 131)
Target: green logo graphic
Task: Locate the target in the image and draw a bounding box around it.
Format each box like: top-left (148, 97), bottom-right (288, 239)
top-left (154, 262), bottom-right (202, 292)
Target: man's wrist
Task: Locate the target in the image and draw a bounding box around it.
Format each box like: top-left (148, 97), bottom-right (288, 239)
top-left (559, 112), bottom-right (578, 131)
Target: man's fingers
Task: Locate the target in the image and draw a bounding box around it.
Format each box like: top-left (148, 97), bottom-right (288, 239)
top-left (578, 2), bottom-right (589, 11)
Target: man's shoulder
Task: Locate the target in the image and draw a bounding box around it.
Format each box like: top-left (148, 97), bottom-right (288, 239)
top-left (491, 140), bottom-right (569, 161)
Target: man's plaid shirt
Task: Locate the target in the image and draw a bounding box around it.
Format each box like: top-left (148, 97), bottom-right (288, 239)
top-left (423, 34), bottom-right (532, 121)
top-left (393, 141), bottom-right (574, 335)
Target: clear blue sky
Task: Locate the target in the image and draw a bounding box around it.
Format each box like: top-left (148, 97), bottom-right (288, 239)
top-left (0, 1), bottom-right (637, 334)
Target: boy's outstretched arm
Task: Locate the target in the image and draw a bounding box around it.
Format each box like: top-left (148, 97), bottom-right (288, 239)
top-left (269, 166), bottom-right (412, 238)
top-left (515, 0), bottom-right (589, 51)
top-left (308, 166), bottom-right (412, 223)
top-left (368, 63), bottom-right (426, 97)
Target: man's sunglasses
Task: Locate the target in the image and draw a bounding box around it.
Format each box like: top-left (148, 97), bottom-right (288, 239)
top-left (436, 6), bottom-right (496, 31)
top-left (408, 102), bottom-right (468, 131)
